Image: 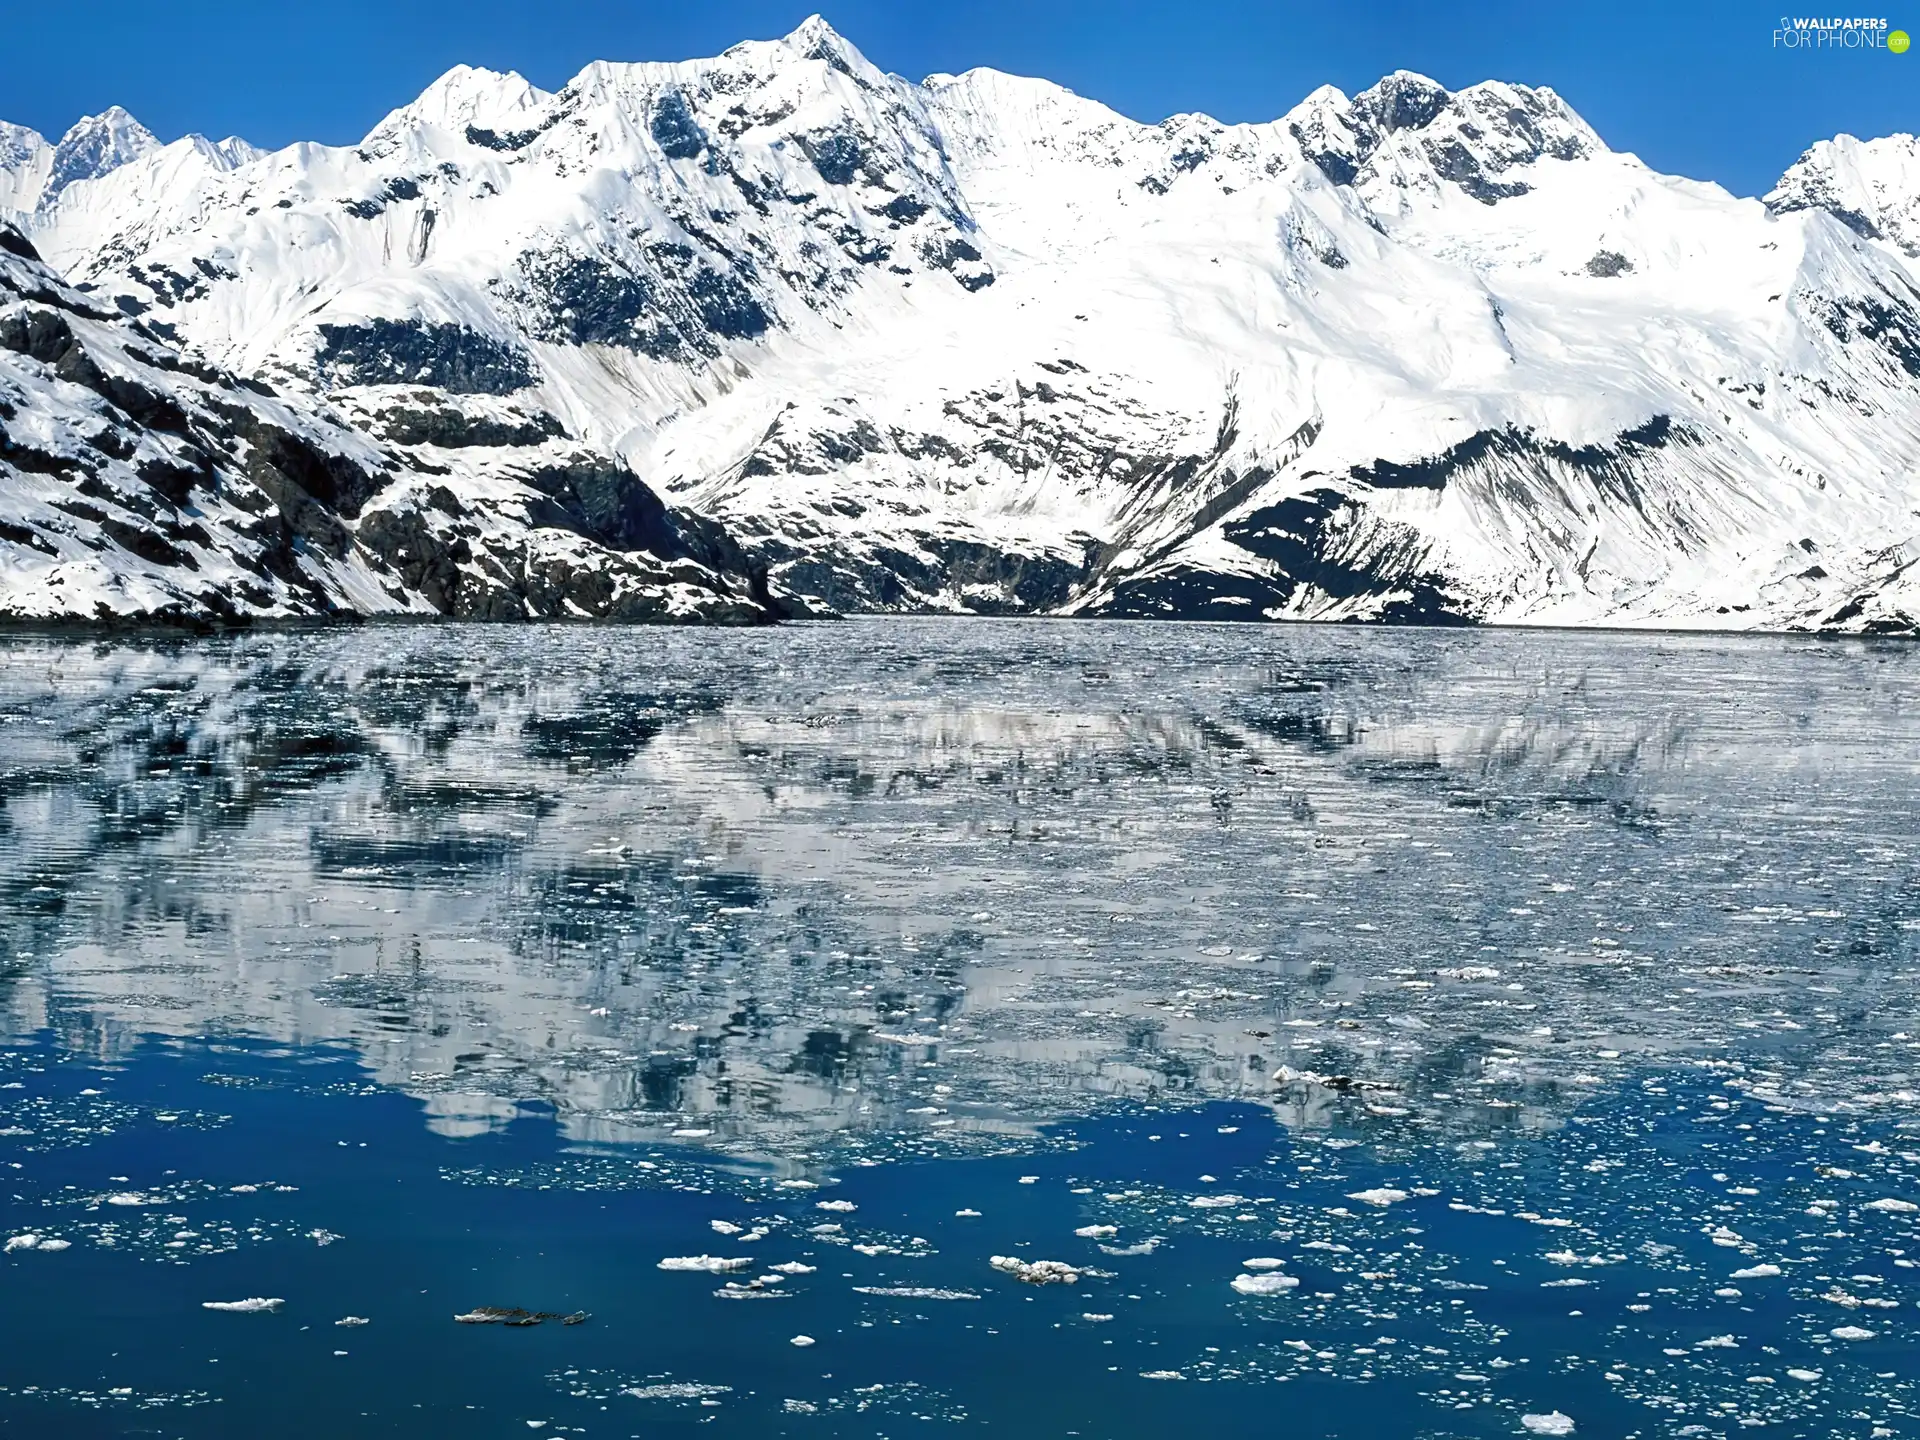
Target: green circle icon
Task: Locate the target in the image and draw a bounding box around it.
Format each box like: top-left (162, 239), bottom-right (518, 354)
top-left (1892, 29), bottom-right (1912, 53)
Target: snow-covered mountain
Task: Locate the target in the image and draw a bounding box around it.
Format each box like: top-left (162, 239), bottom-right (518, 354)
top-left (6, 17), bottom-right (1920, 631)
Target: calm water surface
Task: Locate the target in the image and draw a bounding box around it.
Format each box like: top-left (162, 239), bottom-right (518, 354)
top-left (0, 620), bottom-right (1916, 1438)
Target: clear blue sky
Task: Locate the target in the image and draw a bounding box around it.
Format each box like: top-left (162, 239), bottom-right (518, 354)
top-left (0, 0), bottom-right (1913, 197)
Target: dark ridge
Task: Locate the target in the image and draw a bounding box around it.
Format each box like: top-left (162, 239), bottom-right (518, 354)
top-left (464, 123), bottom-right (542, 152)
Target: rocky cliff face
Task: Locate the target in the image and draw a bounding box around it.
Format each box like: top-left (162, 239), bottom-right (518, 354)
top-left (6, 18), bottom-right (1920, 632)
top-left (0, 224), bottom-right (774, 624)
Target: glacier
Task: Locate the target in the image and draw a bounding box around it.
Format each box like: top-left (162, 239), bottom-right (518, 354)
top-left (3, 15), bottom-right (1920, 631)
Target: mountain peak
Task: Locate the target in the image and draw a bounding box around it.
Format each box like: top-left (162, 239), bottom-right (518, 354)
top-left (47, 105), bottom-right (158, 199)
top-left (1351, 71), bottom-right (1452, 134)
top-left (1768, 131), bottom-right (1920, 255)
top-left (775, 13), bottom-right (885, 83)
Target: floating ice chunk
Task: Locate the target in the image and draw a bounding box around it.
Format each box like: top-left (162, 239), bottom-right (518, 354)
top-left (104, 1193), bottom-right (150, 1207)
top-left (1544, 1251), bottom-right (1610, 1267)
top-left (815, 1200), bottom-right (858, 1213)
top-left (1242, 1257), bottom-right (1287, 1269)
top-left (1714, 1288), bottom-right (1742, 1298)
top-left (1139, 1370), bottom-right (1186, 1380)
top-left (671, 1128), bottom-right (712, 1138)
top-left (1436, 966), bottom-right (1500, 981)
top-left (1731, 1264), bottom-right (1782, 1279)
top-left (1075, 1225), bottom-right (1117, 1238)
top-left (769, 1262), bottom-right (816, 1275)
top-left (1346, 1188), bottom-right (1408, 1207)
top-left (1865, 1198), bottom-right (1918, 1213)
top-left (1100, 1238), bottom-right (1161, 1256)
top-left (1018, 1176), bottom-right (1039, 1185)
top-left (36, 1238), bottom-right (70, 1252)
top-left (710, 1220), bottom-right (743, 1235)
top-left (853, 1287), bottom-right (979, 1300)
top-left (1830, 1325), bottom-right (1876, 1340)
top-left (1231, 1272), bottom-right (1299, 1295)
top-left (1786, 1368), bottom-right (1823, 1381)
top-left (309, 1229), bottom-right (340, 1246)
top-left (990, 1256), bottom-right (1079, 1284)
top-left (658, 1255), bottom-right (753, 1273)
top-left (336, 1316), bottom-right (369, 1326)
top-left (624, 1384), bottom-right (731, 1400)
top-left (790, 1335), bottom-right (815, 1347)
top-left (1083, 1313), bottom-right (1113, 1321)
top-left (1188, 1194), bottom-right (1245, 1209)
top-left (955, 1209), bottom-right (982, 1218)
top-left (1695, 1335), bottom-right (1738, 1348)
top-left (1521, 1413), bottom-right (1575, 1436)
top-left (202, 1298), bottom-right (283, 1313)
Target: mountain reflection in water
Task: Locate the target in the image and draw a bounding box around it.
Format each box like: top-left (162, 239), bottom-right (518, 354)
top-left (1, 619), bottom-right (1915, 1163)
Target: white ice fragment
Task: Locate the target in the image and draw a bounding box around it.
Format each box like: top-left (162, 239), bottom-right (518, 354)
top-left (336, 1316), bottom-right (369, 1326)
top-left (1731, 1264), bottom-right (1783, 1279)
top-left (5, 1234), bottom-right (40, 1251)
top-left (790, 1335), bottom-right (815, 1347)
top-left (1695, 1335), bottom-right (1738, 1349)
top-left (202, 1298), bottom-right (283, 1313)
top-left (1074, 1225), bottom-right (1117, 1238)
top-left (1346, 1188), bottom-right (1409, 1207)
top-left (1230, 1272), bottom-right (1299, 1295)
top-left (1521, 1413), bottom-right (1575, 1436)
top-left (815, 1200), bottom-right (858, 1213)
top-left (710, 1220), bottom-right (743, 1235)
top-left (769, 1262), bottom-right (816, 1275)
top-left (1865, 1198), bottom-right (1918, 1213)
top-left (1018, 1176), bottom-right (1039, 1185)
top-left (955, 1208), bottom-right (982, 1218)
top-left (1139, 1370), bottom-right (1186, 1380)
top-left (1786, 1368), bottom-right (1823, 1381)
top-left (670, 1128), bottom-right (712, 1138)
top-left (990, 1256), bottom-right (1079, 1284)
top-left (1830, 1325), bottom-right (1876, 1340)
top-left (1242, 1257), bottom-right (1287, 1269)
top-left (658, 1255), bottom-right (753, 1273)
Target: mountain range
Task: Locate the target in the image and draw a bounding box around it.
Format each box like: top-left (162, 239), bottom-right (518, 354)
top-left (4, 16), bottom-right (1920, 631)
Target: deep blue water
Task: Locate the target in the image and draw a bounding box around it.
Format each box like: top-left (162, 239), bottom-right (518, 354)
top-left (1, 621), bottom-right (1917, 1437)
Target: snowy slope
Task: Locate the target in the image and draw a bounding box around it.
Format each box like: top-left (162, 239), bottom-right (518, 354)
top-left (0, 222), bottom-right (774, 623)
top-left (6, 18), bottom-right (1920, 631)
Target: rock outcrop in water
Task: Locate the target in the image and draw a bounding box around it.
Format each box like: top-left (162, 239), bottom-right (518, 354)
top-left (6, 18), bottom-right (1920, 631)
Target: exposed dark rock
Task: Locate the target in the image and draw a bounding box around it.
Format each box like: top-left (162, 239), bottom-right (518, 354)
top-left (315, 320), bottom-right (538, 394)
top-left (651, 90), bottom-right (707, 159)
